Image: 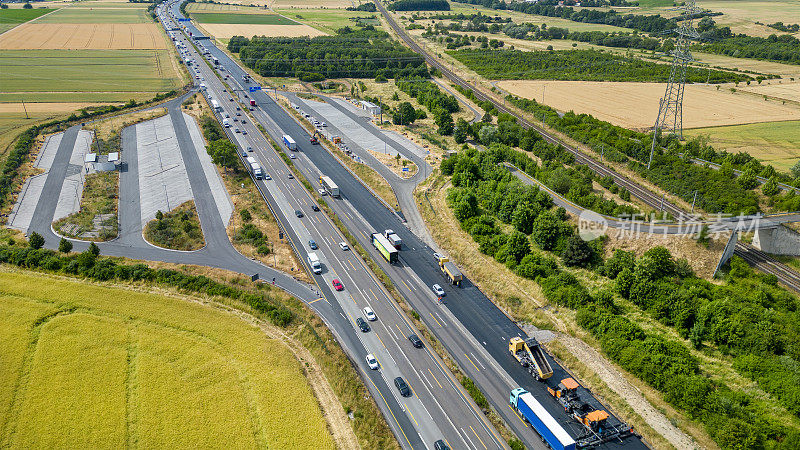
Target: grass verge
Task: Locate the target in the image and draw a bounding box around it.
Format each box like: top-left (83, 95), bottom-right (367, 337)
top-left (143, 201), bottom-right (205, 251)
top-left (53, 172), bottom-right (118, 241)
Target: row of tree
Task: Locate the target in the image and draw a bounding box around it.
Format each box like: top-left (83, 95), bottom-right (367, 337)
top-left (449, 48), bottom-right (749, 83)
top-left (387, 0), bottom-right (449, 11)
top-left (505, 94), bottom-right (764, 214)
top-left (227, 29), bottom-right (428, 81)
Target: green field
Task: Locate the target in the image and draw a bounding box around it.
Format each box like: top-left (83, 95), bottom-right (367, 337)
top-left (0, 8), bottom-right (53, 32)
top-left (0, 269), bottom-right (335, 448)
top-left (685, 120), bottom-right (800, 173)
top-left (0, 50), bottom-right (182, 100)
top-left (36, 7), bottom-right (149, 23)
top-left (276, 8), bottom-right (378, 33)
top-left (191, 12), bottom-right (298, 25)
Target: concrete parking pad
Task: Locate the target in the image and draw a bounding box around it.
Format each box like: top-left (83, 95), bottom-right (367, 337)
top-left (295, 97), bottom-right (394, 156)
top-left (8, 132), bottom-right (64, 231)
top-left (182, 111), bottom-right (233, 226)
top-left (53, 130), bottom-right (93, 221)
top-left (135, 114), bottom-right (193, 228)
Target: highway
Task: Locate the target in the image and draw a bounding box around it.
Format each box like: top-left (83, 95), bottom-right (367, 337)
top-left (166, 3), bottom-right (646, 449)
top-left (372, 0), bottom-right (800, 294)
top-left (162, 4), bottom-right (505, 449)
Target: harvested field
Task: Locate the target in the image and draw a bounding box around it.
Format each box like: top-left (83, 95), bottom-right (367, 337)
top-left (271, 0), bottom-right (353, 7)
top-left (0, 23), bottom-right (168, 49)
top-left (191, 12), bottom-right (298, 24)
top-left (201, 22), bottom-right (326, 38)
top-left (697, 0), bottom-right (800, 37)
top-left (0, 269), bottom-right (336, 449)
top-left (497, 79), bottom-right (800, 130)
top-left (278, 8), bottom-right (377, 33)
top-left (737, 80), bottom-right (800, 104)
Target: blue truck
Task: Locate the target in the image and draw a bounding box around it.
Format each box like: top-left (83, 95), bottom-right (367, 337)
top-left (510, 388), bottom-right (576, 450)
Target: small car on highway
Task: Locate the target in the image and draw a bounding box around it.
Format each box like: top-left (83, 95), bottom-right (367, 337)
top-left (432, 284), bottom-right (445, 297)
top-left (394, 377), bottom-right (410, 397)
top-left (308, 239), bottom-right (318, 250)
top-left (234, 128), bottom-right (240, 133)
top-left (318, 189), bottom-right (327, 196)
top-left (294, 210), bottom-right (303, 218)
top-left (332, 279), bottom-right (344, 291)
top-left (356, 317), bottom-right (370, 332)
top-left (366, 354), bottom-right (379, 370)
top-left (247, 146), bottom-right (253, 152)
top-left (240, 150), bottom-right (247, 158)
top-left (408, 334), bottom-right (423, 348)
top-left (363, 307), bottom-right (377, 321)
top-left (433, 440), bottom-right (449, 450)
top-left (311, 204), bottom-right (319, 212)
top-left (287, 173), bottom-right (294, 179)
top-left (290, 154), bottom-right (296, 159)
top-left (339, 242), bottom-right (349, 251)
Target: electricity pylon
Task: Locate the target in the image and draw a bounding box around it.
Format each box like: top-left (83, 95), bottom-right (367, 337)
top-left (648, 0), bottom-right (702, 170)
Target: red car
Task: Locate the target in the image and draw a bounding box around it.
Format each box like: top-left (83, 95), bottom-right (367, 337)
top-left (332, 279), bottom-right (344, 291)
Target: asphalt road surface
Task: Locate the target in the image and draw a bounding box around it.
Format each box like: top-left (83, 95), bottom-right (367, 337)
top-left (165, 4), bottom-right (647, 448)
top-left (163, 8), bottom-right (505, 449)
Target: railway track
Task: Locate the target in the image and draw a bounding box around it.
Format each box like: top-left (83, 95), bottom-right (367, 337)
top-left (375, 0), bottom-right (800, 294)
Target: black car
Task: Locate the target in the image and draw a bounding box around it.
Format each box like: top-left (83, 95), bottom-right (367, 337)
top-left (356, 317), bottom-right (370, 332)
top-left (295, 210), bottom-right (303, 218)
top-left (433, 440), bottom-right (449, 450)
top-left (394, 377), bottom-right (410, 397)
top-left (408, 334), bottom-right (423, 348)
top-left (308, 239), bottom-right (318, 250)
top-left (311, 204), bottom-right (320, 212)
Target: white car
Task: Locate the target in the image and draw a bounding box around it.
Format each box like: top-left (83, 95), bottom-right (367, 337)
top-left (318, 188), bottom-right (327, 196)
top-left (363, 307), bottom-right (376, 321)
top-left (366, 354), bottom-right (379, 370)
top-left (290, 154), bottom-right (296, 159)
top-left (432, 284), bottom-right (445, 297)
top-left (339, 241), bottom-right (349, 251)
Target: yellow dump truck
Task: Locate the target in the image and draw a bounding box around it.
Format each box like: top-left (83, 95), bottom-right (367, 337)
top-left (434, 253), bottom-right (462, 286)
top-left (508, 336), bottom-right (553, 381)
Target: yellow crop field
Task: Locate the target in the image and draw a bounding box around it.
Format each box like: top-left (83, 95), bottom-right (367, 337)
top-left (497, 79), bottom-right (800, 130)
top-left (0, 23), bottom-right (167, 50)
top-left (0, 270), bottom-right (335, 449)
top-left (200, 22), bottom-right (326, 38)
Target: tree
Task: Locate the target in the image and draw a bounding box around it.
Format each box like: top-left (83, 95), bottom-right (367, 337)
top-left (23, 2), bottom-right (32, 8)
top-left (532, 211), bottom-right (560, 250)
top-left (506, 231), bottom-right (531, 263)
top-left (453, 190), bottom-right (479, 222)
top-left (478, 125), bottom-right (498, 145)
top-left (792, 160), bottom-right (800, 180)
top-left (511, 202), bottom-right (538, 234)
top-left (28, 232), bottom-right (44, 249)
top-left (208, 139), bottom-right (238, 171)
top-left (58, 238), bottom-right (73, 253)
top-left (562, 235), bottom-right (593, 267)
top-left (393, 102), bottom-right (416, 125)
top-left (762, 177), bottom-right (779, 196)
top-left (454, 118), bottom-right (469, 144)
top-left (88, 242), bottom-right (100, 257)
top-left (435, 110), bottom-right (454, 135)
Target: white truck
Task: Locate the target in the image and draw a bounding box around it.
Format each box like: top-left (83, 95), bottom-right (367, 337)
top-left (249, 162), bottom-right (263, 180)
top-left (383, 229), bottom-right (402, 249)
top-left (211, 99), bottom-right (221, 111)
top-left (222, 118), bottom-right (230, 128)
top-left (307, 252), bottom-right (322, 274)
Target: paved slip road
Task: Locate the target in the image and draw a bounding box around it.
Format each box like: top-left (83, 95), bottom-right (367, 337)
top-left (169, 5), bottom-right (647, 449)
top-left (25, 95), bottom-right (317, 302)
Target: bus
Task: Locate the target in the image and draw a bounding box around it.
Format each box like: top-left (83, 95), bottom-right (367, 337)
top-left (319, 175), bottom-right (339, 198)
top-left (212, 56), bottom-right (219, 66)
top-left (372, 233), bottom-right (398, 263)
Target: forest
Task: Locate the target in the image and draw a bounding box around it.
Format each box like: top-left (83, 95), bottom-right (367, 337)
top-left (442, 145), bottom-right (800, 449)
top-left (449, 48), bottom-right (749, 83)
top-left (227, 28), bottom-right (428, 81)
top-left (387, 0), bottom-right (450, 11)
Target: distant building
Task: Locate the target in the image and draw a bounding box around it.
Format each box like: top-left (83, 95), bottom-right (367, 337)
top-left (359, 100), bottom-right (381, 116)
